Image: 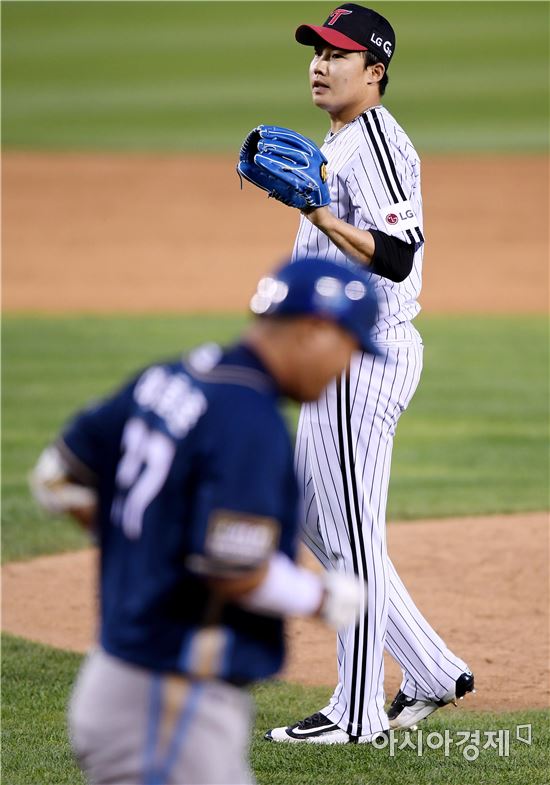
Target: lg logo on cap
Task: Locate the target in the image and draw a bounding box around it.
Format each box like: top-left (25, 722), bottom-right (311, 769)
top-left (370, 33), bottom-right (393, 57)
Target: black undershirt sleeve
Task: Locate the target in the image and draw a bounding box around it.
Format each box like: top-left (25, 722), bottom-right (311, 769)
top-left (369, 230), bottom-right (416, 283)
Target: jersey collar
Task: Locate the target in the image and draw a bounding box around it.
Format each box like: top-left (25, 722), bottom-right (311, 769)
top-left (325, 104), bottom-right (383, 143)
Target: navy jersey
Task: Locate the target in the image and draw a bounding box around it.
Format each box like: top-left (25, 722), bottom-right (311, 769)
top-left (60, 343), bottom-right (299, 684)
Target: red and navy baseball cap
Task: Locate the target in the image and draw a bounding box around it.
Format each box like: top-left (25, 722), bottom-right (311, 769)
top-left (295, 3), bottom-right (395, 67)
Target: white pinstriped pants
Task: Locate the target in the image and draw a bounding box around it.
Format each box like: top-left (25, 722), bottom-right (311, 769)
top-left (295, 338), bottom-right (468, 737)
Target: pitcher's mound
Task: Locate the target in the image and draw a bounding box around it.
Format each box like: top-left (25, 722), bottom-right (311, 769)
top-left (2, 512), bottom-right (548, 713)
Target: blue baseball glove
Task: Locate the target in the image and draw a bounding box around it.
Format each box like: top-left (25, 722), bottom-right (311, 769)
top-left (237, 125), bottom-right (330, 210)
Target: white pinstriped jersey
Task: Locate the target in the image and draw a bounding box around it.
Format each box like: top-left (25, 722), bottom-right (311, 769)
top-left (292, 105), bottom-right (424, 341)
top-left (292, 98), bottom-right (469, 741)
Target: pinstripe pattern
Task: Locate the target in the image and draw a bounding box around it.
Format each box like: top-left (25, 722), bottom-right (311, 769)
top-left (296, 344), bottom-right (467, 736)
top-left (292, 105), bottom-right (424, 341)
top-left (292, 104), bottom-right (469, 737)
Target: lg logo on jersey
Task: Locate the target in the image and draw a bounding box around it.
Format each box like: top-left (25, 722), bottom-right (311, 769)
top-left (371, 33), bottom-right (393, 57)
top-left (386, 209), bottom-right (414, 225)
top-left (380, 200), bottom-right (418, 233)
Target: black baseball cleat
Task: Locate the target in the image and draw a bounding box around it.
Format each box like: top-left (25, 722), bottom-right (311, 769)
top-left (265, 712), bottom-right (350, 744)
top-left (387, 671), bottom-right (475, 730)
top-left (265, 711), bottom-right (387, 744)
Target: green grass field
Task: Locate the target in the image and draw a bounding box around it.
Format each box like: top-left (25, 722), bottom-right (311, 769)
top-left (2, 2), bottom-right (548, 783)
top-left (2, 1), bottom-right (548, 152)
top-left (3, 635), bottom-right (549, 785)
top-left (3, 313), bottom-right (548, 563)
top-left (2, 314), bottom-right (548, 782)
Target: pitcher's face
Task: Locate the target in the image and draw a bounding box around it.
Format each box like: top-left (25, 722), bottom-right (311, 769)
top-left (309, 45), bottom-right (372, 117)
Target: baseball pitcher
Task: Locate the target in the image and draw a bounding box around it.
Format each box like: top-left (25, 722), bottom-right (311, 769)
top-left (238, 3), bottom-right (474, 744)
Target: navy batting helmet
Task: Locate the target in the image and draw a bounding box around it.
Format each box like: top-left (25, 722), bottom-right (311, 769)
top-left (250, 258), bottom-right (380, 355)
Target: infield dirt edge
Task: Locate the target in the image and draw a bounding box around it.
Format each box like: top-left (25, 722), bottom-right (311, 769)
top-left (3, 512), bottom-right (548, 713)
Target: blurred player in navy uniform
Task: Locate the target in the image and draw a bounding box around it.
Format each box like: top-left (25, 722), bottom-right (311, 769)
top-left (30, 258), bottom-right (380, 785)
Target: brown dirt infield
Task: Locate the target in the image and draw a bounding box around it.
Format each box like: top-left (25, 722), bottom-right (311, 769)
top-left (2, 514), bottom-right (549, 713)
top-left (2, 152), bottom-right (548, 314)
top-left (2, 152), bottom-right (549, 714)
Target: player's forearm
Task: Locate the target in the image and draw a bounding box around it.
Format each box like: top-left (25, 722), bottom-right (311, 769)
top-left (238, 552), bottom-right (366, 630)
top-left (192, 552), bottom-right (323, 610)
top-left (238, 552), bottom-right (324, 617)
top-left (207, 562), bottom-right (269, 600)
top-left (199, 550), bottom-right (365, 630)
top-left (303, 207), bottom-right (376, 266)
top-left (303, 207), bottom-right (416, 282)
